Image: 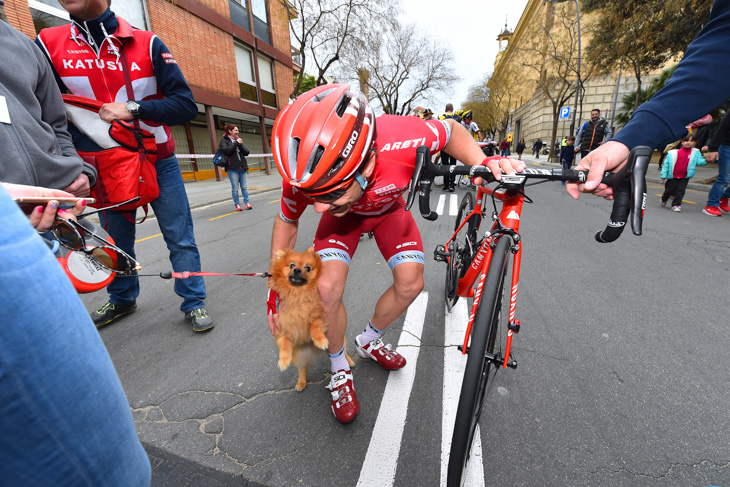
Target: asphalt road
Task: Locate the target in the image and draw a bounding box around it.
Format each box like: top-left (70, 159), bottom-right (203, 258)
top-left (81, 178), bottom-right (730, 486)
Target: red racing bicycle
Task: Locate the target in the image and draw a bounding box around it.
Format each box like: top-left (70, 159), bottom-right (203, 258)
top-left (406, 146), bottom-right (652, 487)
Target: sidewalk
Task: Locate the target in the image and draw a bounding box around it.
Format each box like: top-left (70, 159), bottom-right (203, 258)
top-left (183, 169), bottom-right (283, 211)
top-left (515, 152), bottom-right (719, 193)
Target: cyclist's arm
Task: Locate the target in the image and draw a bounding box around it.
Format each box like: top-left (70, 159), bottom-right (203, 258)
top-left (442, 120), bottom-right (525, 181)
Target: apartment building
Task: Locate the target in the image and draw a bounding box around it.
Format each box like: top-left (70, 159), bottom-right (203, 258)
top-left (3, 0), bottom-right (295, 180)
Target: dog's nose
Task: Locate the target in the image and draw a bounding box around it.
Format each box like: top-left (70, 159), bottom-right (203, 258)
top-left (292, 268), bottom-right (302, 276)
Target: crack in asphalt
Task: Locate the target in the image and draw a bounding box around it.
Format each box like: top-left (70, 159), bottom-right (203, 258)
top-left (594, 459), bottom-right (730, 480)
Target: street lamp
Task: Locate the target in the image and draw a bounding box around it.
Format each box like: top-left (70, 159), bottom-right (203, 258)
top-left (549, 0), bottom-right (581, 137)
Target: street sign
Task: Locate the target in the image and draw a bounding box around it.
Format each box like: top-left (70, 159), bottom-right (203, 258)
top-left (507, 133), bottom-right (513, 142)
top-left (559, 106), bottom-right (570, 119)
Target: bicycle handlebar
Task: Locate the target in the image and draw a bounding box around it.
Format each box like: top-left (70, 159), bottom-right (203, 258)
top-left (405, 145), bottom-right (652, 242)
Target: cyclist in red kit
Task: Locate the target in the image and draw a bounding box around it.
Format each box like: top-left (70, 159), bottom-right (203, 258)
top-left (267, 84), bottom-right (524, 423)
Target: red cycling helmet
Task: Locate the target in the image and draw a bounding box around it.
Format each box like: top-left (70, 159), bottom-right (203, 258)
top-left (272, 84), bottom-right (375, 195)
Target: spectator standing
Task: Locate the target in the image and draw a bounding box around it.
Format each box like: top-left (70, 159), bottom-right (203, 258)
top-left (219, 124), bottom-right (251, 211)
top-left (532, 138), bottom-right (544, 159)
top-left (516, 137), bottom-right (526, 160)
top-left (500, 138), bottom-right (510, 157)
top-left (560, 136), bottom-right (576, 184)
top-left (439, 103), bottom-right (461, 191)
top-left (660, 134), bottom-right (707, 212)
top-left (422, 108), bottom-right (434, 120)
top-left (575, 109), bottom-right (612, 158)
top-left (37, 0), bottom-right (214, 331)
top-left (0, 17), bottom-right (96, 195)
top-left (702, 111), bottom-right (730, 216)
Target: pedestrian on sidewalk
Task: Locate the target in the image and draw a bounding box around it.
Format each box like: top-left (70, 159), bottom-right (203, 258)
top-left (219, 124), bottom-right (252, 211)
top-left (532, 138), bottom-right (543, 159)
top-left (516, 137), bottom-right (526, 160)
top-left (702, 111), bottom-right (730, 216)
top-left (560, 136), bottom-right (576, 184)
top-left (661, 134), bottom-right (707, 212)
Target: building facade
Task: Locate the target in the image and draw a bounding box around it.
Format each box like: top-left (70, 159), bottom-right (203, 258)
top-left (492, 0), bottom-right (651, 158)
top-left (4, 0), bottom-right (295, 180)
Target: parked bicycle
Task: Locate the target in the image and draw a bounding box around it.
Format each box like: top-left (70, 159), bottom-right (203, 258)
top-left (406, 146), bottom-right (652, 487)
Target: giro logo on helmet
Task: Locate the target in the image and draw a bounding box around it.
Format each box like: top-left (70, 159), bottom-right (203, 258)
top-left (342, 130), bottom-right (359, 158)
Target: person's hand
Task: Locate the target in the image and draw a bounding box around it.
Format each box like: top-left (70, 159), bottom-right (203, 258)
top-left (266, 288), bottom-right (281, 335)
top-left (237, 138), bottom-right (243, 144)
top-left (566, 140), bottom-right (630, 200)
top-left (62, 173), bottom-right (91, 197)
top-left (472, 156), bottom-right (526, 185)
top-left (701, 145), bottom-right (709, 153)
top-left (574, 147), bottom-right (580, 153)
top-left (705, 151), bottom-right (719, 162)
top-left (99, 102), bottom-right (134, 123)
top-left (661, 178), bottom-right (667, 184)
top-left (4, 183), bottom-right (86, 232)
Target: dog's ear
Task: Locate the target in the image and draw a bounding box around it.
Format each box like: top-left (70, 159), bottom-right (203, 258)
top-left (275, 249), bottom-right (287, 260)
top-left (306, 246), bottom-right (315, 254)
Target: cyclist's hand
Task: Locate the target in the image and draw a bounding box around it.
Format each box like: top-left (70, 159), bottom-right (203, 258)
top-left (473, 156), bottom-right (526, 185)
top-left (266, 288), bottom-right (281, 335)
top-left (566, 141), bottom-right (630, 200)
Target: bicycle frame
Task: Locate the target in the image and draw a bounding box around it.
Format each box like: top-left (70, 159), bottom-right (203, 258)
top-left (445, 185), bottom-right (524, 368)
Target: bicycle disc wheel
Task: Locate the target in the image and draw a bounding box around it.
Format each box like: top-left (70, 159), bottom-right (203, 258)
top-left (447, 236), bottom-right (511, 487)
top-left (445, 192), bottom-right (478, 311)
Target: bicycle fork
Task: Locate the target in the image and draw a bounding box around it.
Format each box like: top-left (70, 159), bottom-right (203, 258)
top-left (503, 242), bottom-right (522, 369)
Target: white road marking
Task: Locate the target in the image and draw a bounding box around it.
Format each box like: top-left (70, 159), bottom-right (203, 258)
top-left (441, 299), bottom-right (485, 487)
top-left (449, 194), bottom-right (458, 216)
top-left (436, 194), bottom-right (446, 215)
top-left (356, 292), bottom-right (429, 487)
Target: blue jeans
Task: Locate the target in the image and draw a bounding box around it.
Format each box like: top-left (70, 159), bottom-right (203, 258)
top-left (100, 154), bottom-right (206, 312)
top-left (501, 149), bottom-right (509, 157)
top-left (227, 168), bottom-right (249, 205)
top-left (707, 145), bottom-right (730, 207)
top-left (0, 187), bottom-right (150, 486)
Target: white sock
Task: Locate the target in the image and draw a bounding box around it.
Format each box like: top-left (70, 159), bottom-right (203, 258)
top-left (329, 346), bottom-right (350, 373)
top-left (358, 321), bottom-right (384, 346)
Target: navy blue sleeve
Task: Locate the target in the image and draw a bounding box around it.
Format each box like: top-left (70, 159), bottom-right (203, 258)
top-left (614, 0), bottom-right (730, 150)
top-left (136, 37), bottom-right (198, 127)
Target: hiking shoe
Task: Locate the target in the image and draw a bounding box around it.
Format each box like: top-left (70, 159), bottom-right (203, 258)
top-left (327, 370), bottom-right (359, 424)
top-left (245, 203), bottom-right (252, 210)
top-left (672, 206), bottom-right (682, 212)
top-left (236, 204), bottom-right (242, 211)
top-left (356, 336), bottom-right (406, 371)
top-left (660, 199), bottom-right (667, 207)
top-left (703, 206), bottom-right (722, 217)
top-left (185, 308), bottom-right (215, 332)
top-left (720, 198), bottom-right (730, 213)
top-left (92, 300), bottom-right (137, 327)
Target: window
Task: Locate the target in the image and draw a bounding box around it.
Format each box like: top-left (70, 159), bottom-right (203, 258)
top-left (228, 0), bottom-right (251, 32)
top-left (28, 0), bottom-right (146, 33)
top-left (250, 0), bottom-right (270, 43)
top-left (235, 44), bottom-right (258, 103)
top-left (257, 55), bottom-right (277, 108)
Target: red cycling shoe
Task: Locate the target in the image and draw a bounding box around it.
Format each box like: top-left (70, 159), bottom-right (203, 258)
top-left (327, 370), bottom-right (359, 424)
top-left (356, 336), bottom-right (406, 370)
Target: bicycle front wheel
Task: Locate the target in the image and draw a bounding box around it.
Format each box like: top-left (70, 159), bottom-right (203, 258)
top-left (447, 236), bottom-right (512, 487)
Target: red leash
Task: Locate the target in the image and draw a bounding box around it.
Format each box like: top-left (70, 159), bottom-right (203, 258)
top-left (159, 271), bottom-right (270, 279)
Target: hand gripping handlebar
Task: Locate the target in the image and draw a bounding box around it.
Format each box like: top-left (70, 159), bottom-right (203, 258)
top-left (405, 145), bottom-right (652, 242)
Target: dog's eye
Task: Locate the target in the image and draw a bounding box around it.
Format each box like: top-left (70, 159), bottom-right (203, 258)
top-left (289, 263), bottom-right (296, 269)
top-left (305, 265), bottom-right (311, 272)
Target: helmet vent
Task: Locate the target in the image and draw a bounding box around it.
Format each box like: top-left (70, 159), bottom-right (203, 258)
top-left (309, 145), bottom-right (325, 174)
top-left (313, 87), bottom-right (336, 103)
top-left (328, 157), bottom-right (345, 176)
top-left (335, 95), bottom-right (351, 117)
top-left (288, 137), bottom-right (300, 175)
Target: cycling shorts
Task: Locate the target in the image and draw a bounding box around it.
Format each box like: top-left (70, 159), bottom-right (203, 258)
top-left (314, 198), bottom-right (425, 270)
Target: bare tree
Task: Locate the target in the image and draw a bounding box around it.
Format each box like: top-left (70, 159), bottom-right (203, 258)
top-left (463, 76), bottom-right (491, 138)
top-left (281, 0), bottom-right (393, 98)
top-left (485, 64), bottom-right (521, 141)
top-left (341, 19), bottom-right (459, 115)
top-left (518, 4), bottom-right (590, 160)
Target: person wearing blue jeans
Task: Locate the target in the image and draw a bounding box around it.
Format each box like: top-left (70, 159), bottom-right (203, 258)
top-left (0, 185), bottom-right (151, 486)
top-left (219, 124), bottom-right (252, 211)
top-left (703, 145), bottom-right (730, 216)
top-left (98, 154), bottom-right (212, 330)
top-left (228, 168), bottom-right (251, 209)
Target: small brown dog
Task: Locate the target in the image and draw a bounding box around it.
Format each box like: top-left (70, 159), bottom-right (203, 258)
top-left (269, 247), bottom-right (354, 391)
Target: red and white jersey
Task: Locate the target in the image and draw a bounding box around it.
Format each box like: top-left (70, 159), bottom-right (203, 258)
top-left (37, 18), bottom-right (175, 157)
top-left (279, 115), bottom-right (451, 222)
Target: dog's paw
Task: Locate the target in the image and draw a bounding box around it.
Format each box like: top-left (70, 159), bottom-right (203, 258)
top-left (278, 357), bottom-right (291, 371)
top-left (313, 335), bottom-right (329, 350)
top-left (295, 381), bottom-right (307, 391)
